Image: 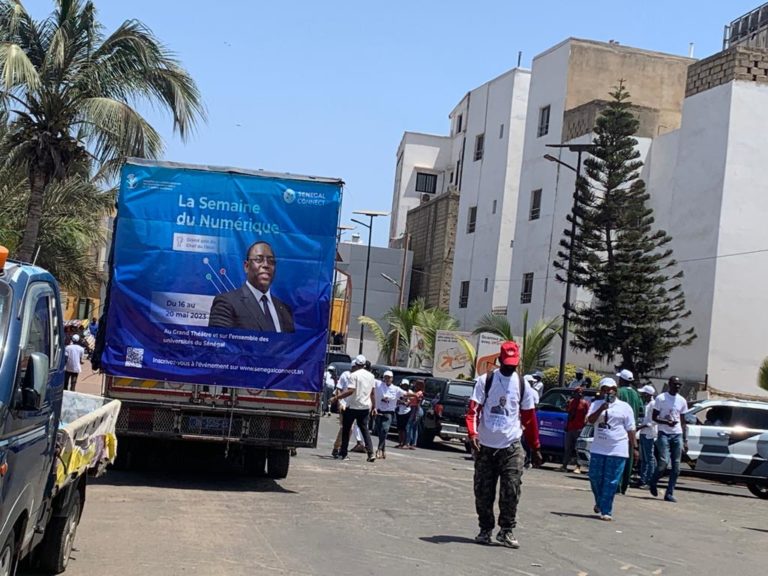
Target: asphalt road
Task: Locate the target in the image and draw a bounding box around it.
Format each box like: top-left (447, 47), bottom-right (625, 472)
top-left (35, 416), bottom-right (768, 576)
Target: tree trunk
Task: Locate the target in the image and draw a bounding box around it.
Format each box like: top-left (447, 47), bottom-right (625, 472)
top-left (17, 167), bottom-right (48, 263)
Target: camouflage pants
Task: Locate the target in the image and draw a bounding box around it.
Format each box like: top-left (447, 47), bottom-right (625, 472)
top-left (474, 442), bottom-right (524, 531)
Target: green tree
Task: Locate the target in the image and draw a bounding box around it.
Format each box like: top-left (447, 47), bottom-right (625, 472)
top-left (759, 358), bottom-right (768, 393)
top-left (471, 310), bottom-right (561, 376)
top-left (0, 0), bottom-right (204, 262)
top-left (555, 81), bottom-right (695, 378)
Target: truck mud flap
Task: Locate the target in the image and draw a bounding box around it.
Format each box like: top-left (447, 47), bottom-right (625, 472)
top-left (115, 405), bottom-right (318, 447)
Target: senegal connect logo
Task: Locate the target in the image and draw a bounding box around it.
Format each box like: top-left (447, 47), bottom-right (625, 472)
top-left (283, 188), bottom-right (296, 204)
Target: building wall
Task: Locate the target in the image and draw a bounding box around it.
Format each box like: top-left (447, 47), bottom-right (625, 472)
top-left (449, 68), bottom-right (530, 330)
top-left (389, 133), bottom-right (452, 245)
top-left (337, 242), bottom-right (412, 362)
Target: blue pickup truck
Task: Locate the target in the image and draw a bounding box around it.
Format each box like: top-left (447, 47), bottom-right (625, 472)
top-left (1, 247), bottom-right (120, 574)
top-left (536, 387), bottom-right (598, 462)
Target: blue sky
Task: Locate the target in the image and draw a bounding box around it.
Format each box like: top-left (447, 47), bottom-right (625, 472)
top-left (31, 1), bottom-right (760, 245)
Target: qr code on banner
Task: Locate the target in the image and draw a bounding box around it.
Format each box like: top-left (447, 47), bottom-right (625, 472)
top-left (125, 347), bottom-right (144, 368)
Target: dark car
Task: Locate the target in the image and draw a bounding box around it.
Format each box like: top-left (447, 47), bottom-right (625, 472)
top-left (326, 351), bottom-right (351, 365)
top-left (370, 364), bottom-right (432, 386)
top-left (537, 387), bottom-right (598, 462)
top-left (420, 377), bottom-right (475, 449)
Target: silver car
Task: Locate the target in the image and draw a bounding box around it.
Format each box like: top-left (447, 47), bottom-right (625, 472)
top-left (575, 399), bottom-right (768, 499)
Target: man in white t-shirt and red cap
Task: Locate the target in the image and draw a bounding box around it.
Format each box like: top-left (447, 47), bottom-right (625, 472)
top-left (465, 341), bottom-right (541, 549)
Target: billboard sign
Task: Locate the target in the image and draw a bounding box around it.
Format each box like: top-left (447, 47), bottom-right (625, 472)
top-left (433, 330), bottom-right (474, 379)
top-left (475, 333), bottom-right (504, 375)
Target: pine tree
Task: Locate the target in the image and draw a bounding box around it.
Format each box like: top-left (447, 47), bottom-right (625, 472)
top-left (554, 81), bottom-right (695, 377)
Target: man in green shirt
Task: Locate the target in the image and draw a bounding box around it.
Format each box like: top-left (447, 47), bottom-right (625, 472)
top-left (616, 369), bottom-right (642, 494)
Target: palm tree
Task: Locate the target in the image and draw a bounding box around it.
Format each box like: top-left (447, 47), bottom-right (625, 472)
top-left (0, 0), bottom-right (204, 262)
top-left (414, 306), bottom-right (459, 365)
top-left (472, 310), bottom-right (562, 375)
top-left (759, 358), bottom-right (768, 392)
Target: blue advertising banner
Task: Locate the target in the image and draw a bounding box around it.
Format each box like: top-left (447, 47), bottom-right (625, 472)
top-left (102, 160), bottom-right (342, 392)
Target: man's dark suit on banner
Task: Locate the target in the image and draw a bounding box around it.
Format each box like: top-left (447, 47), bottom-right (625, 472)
top-left (208, 241), bottom-right (295, 332)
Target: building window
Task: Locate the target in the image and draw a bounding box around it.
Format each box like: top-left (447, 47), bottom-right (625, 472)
top-left (449, 171), bottom-right (454, 184)
top-left (456, 113), bottom-right (463, 134)
top-left (521, 273), bottom-right (534, 304)
top-left (415, 172), bottom-right (437, 194)
top-left (459, 281), bottom-right (470, 308)
top-left (492, 199), bottom-right (497, 214)
top-left (529, 189), bottom-right (542, 220)
top-left (484, 278), bottom-right (489, 293)
top-left (499, 124), bottom-right (504, 139)
top-left (467, 206), bottom-right (477, 234)
top-left (537, 105), bottom-right (550, 137)
top-left (474, 134), bottom-right (485, 161)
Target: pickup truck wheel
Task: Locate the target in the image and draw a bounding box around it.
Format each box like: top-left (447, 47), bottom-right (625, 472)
top-left (38, 490), bottom-right (82, 574)
top-left (0, 532), bottom-right (16, 576)
top-left (267, 449), bottom-right (290, 479)
top-left (747, 481), bottom-right (768, 499)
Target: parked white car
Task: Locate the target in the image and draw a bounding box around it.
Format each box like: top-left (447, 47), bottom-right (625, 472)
top-left (576, 399), bottom-right (768, 499)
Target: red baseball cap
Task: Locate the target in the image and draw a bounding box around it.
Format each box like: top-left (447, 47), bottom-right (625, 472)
top-left (499, 341), bottom-right (520, 366)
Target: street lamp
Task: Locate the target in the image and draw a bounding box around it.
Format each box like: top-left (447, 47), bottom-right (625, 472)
top-left (351, 210), bottom-right (389, 354)
top-left (544, 143), bottom-right (598, 387)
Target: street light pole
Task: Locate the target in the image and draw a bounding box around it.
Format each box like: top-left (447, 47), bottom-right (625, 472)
top-left (544, 144), bottom-right (597, 386)
top-left (351, 210), bottom-right (388, 355)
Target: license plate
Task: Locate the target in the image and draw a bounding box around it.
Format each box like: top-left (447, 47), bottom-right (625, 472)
top-left (458, 426), bottom-right (468, 433)
top-left (188, 416), bottom-right (228, 433)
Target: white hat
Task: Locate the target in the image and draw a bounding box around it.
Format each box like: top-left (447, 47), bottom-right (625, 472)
top-left (640, 385), bottom-right (656, 395)
top-left (599, 377), bottom-right (618, 389)
top-left (71, 334), bottom-right (80, 342)
top-left (327, 365), bottom-right (336, 372)
top-left (523, 375), bottom-right (535, 385)
top-left (353, 354), bottom-right (367, 366)
top-left (401, 378), bottom-right (410, 386)
top-left (616, 369), bottom-right (634, 382)
top-left (383, 370), bottom-right (394, 378)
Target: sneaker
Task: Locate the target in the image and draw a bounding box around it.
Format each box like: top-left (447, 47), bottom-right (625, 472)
top-left (331, 448), bottom-right (339, 458)
top-left (474, 529), bottom-right (492, 545)
top-left (600, 514), bottom-right (613, 522)
top-left (496, 529), bottom-right (520, 549)
top-left (664, 494), bottom-right (677, 503)
top-left (339, 455), bottom-right (349, 461)
top-left (649, 483), bottom-right (658, 497)
top-left (367, 454), bottom-right (376, 463)
top-left (573, 466), bottom-right (582, 474)
top-left (593, 505), bottom-right (601, 514)
top-left (375, 450), bottom-right (382, 459)
top-left (381, 450), bottom-right (386, 460)
top-left (558, 466), bottom-right (568, 473)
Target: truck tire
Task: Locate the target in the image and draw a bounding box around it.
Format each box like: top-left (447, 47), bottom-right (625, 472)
top-left (267, 449), bottom-right (290, 479)
top-left (0, 532), bottom-right (16, 576)
top-left (243, 446), bottom-right (267, 476)
top-left (747, 481), bottom-right (768, 499)
top-left (37, 489), bottom-right (82, 574)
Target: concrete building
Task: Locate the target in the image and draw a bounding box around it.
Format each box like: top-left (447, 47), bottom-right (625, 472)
top-left (506, 36), bottom-right (768, 397)
top-left (336, 240), bottom-right (412, 362)
top-left (391, 68), bottom-right (531, 330)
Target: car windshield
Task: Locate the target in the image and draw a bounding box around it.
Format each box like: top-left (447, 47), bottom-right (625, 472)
top-left (447, 382), bottom-right (474, 400)
top-left (538, 389), bottom-right (573, 411)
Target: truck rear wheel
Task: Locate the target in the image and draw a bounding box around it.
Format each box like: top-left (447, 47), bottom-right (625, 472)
top-left (267, 449), bottom-right (290, 479)
top-left (243, 446), bottom-right (267, 476)
top-left (0, 532), bottom-right (16, 576)
top-left (37, 489), bottom-right (82, 574)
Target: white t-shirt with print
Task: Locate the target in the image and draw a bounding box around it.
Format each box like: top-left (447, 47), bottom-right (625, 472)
top-left (336, 371), bottom-right (351, 409)
top-left (654, 392), bottom-right (688, 435)
top-left (587, 399), bottom-right (636, 458)
top-left (374, 382), bottom-right (405, 412)
top-left (346, 369), bottom-right (375, 410)
top-left (639, 400), bottom-right (657, 439)
top-left (470, 370), bottom-right (535, 449)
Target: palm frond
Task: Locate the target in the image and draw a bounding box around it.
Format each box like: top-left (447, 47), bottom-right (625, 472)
top-left (0, 41), bottom-right (40, 89)
top-left (472, 313), bottom-right (514, 341)
top-left (358, 315), bottom-right (393, 359)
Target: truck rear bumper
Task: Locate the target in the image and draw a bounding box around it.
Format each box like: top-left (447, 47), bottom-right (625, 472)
top-left (115, 401), bottom-right (319, 448)
top-left (438, 423), bottom-right (469, 442)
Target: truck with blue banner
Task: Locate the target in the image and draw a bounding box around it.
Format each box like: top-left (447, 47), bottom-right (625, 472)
top-left (94, 159), bottom-right (343, 479)
top-left (1, 246), bottom-right (121, 574)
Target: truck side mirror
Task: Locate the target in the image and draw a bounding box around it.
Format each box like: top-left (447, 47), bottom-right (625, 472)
top-left (20, 352), bottom-right (50, 410)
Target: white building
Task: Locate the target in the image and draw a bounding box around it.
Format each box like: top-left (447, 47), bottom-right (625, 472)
top-left (391, 68), bottom-right (531, 331)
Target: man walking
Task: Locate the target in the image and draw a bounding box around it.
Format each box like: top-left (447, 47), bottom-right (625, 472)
top-left (323, 366), bottom-right (336, 416)
top-left (64, 334), bottom-right (85, 391)
top-left (466, 341), bottom-right (541, 549)
top-left (635, 384), bottom-right (657, 488)
top-left (649, 376), bottom-right (688, 502)
top-left (616, 369), bottom-right (642, 493)
top-left (561, 387), bottom-right (589, 474)
top-left (337, 355), bottom-right (376, 462)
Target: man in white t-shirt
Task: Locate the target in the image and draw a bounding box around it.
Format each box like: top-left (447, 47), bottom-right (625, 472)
top-left (64, 334), bottom-right (86, 391)
top-left (465, 341), bottom-right (541, 549)
top-left (636, 385), bottom-right (657, 488)
top-left (336, 355), bottom-right (376, 462)
top-left (586, 378), bottom-right (637, 521)
top-left (373, 370), bottom-right (407, 458)
top-left (649, 376), bottom-right (688, 502)
top-left (331, 367), bottom-right (362, 457)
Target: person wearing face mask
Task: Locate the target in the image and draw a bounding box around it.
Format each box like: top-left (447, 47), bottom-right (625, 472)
top-left (649, 376), bottom-right (688, 502)
top-left (586, 378), bottom-right (638, 521)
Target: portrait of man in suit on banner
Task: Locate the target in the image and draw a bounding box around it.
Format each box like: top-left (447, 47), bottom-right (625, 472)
top-left (208, 240), bottom-right (295, 332)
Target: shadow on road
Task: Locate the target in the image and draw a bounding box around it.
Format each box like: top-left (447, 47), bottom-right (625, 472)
top-left (419, 535), bottom-right (478, 545)
top-left (93, 469), bottom-right (297, 493)
top-left (549, 511), bottom-right (600, 520)
top-left (742, 527), bottom-right (768, 533)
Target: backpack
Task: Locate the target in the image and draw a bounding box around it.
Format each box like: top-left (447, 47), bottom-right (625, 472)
top-left (482, 369), bottom-right (527, 420)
